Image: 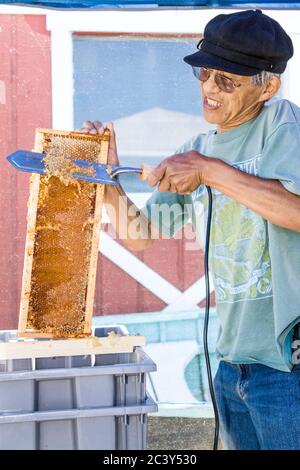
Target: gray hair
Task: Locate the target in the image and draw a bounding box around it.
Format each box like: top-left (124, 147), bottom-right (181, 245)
top-left (251, 71), bottom-right (281, 86)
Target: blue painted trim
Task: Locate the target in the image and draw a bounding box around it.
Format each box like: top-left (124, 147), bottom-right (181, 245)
top-left (2, 1), bottom-right (300, 8)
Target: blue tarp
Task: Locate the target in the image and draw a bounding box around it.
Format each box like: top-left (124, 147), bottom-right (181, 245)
top-left (1, 0), bottom-right (300, 9)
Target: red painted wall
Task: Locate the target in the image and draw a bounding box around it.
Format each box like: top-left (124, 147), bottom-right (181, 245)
top-left (0, 15), bottom-right (52, 329)
top-left (0, 14), bottom-right (210, 330)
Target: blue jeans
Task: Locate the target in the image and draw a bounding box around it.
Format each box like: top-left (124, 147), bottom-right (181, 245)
top-left (213, 360), bottom-right (300, 450)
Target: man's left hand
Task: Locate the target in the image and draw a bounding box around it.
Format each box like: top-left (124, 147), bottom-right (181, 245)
top-left (146, 151), bottom-right (209, 194)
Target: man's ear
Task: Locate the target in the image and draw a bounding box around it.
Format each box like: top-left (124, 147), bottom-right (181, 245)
top-left (258, 76), bottom-right (281, 102)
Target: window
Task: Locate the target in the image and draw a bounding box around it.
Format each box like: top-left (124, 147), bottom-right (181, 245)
top-left (73, 35), bottom-right (213, 193)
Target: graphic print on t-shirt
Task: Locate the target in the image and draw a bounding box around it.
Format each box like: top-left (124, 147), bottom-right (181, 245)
top-left (210, 195), bottom-right (272, 304)
top-left (195, 154), bottom-right (273, 304)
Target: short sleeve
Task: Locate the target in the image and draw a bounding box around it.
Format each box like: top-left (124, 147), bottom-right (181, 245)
top-left (141, 191), bottom-right (191, 237)
top-left (140, 134), bottom-right (204, 237)
top-left (259, 123), bottom-right (300, 196)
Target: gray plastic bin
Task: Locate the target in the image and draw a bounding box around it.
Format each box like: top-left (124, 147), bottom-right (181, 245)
top-left (0, 395), bottom-right (156, 450)
top-left (0, 326), bottom-right (157, 449)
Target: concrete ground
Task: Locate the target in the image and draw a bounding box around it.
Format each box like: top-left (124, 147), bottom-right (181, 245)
top-left (147, 417), bottom-right (220, 450)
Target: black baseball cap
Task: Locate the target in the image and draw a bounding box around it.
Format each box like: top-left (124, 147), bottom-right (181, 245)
top-left (183, 9), bottom-right (293, 76)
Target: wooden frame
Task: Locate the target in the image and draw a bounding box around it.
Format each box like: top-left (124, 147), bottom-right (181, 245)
top-left (0, 334), bottom-right (146, 360)
top-left (18, 128), bottom-right (110, 338)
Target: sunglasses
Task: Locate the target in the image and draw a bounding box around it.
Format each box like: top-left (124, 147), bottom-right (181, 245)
top-left (192, 66), bottom-right (244, 93)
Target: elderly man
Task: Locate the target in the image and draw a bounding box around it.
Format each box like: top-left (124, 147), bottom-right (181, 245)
top-left (80, 10), bottom-right (300, 450)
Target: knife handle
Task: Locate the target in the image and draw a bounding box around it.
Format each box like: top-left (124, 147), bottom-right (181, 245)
top-left (140, 164), bottom-right (152, 181)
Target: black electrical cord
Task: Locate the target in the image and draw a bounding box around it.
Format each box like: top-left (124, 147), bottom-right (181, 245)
top-left (203, 185), bottom-right (220, 450)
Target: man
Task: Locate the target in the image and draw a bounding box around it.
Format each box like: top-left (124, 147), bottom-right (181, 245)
top-left (80, 10), bottom-right (300, 450)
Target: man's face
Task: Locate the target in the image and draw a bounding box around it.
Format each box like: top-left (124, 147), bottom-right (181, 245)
top-left (199, 68), bottom-right (266, 132)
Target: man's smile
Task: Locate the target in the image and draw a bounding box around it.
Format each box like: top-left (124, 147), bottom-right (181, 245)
top-left (203, 96), bottom-right (222, 110)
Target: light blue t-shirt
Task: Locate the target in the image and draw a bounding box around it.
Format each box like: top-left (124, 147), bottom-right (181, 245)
top-left (143, 99), bottom-right (300, 372)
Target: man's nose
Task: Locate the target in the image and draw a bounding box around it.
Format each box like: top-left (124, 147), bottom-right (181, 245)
top-left (202, 74), bottom-right (220, 94)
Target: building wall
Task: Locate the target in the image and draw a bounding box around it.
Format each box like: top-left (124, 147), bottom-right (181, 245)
top-left (0, 14), bottom-right (51, 329)
top-left (0, 13), bottom-right (208, 330)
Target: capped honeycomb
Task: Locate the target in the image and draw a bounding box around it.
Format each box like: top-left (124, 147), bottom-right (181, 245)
top-left (18, 129), bottom-right (109, 338)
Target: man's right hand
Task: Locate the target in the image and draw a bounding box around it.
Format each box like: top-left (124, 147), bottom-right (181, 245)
top-left (76, 120), bottom-right (120, 167)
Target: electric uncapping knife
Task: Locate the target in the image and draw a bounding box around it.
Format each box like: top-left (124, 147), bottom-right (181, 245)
top-left (6, 150), bottom-right (147, 186)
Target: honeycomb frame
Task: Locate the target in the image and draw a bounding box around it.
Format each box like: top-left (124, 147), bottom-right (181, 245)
top-left (18, 128), bottom-right (109, 338)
